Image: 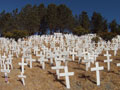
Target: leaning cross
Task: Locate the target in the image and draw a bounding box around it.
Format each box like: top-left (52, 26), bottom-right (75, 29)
top-left (18, 72), bottom-right (26, 86)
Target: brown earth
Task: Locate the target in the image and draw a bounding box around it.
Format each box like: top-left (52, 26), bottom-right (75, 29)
top-left (0, 50), bottom-right (120, 90)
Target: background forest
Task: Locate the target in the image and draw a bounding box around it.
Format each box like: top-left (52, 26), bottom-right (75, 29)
top-left (0, 4), bottom-right (119, 41)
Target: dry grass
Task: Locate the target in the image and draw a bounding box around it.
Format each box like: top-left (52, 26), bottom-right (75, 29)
top-left (0, 50), bottom-right (120, 90)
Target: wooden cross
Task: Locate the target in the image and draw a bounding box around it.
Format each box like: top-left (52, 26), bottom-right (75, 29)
top-left (51, 61), bottom-right (64, 79)
top-left (59, 66), bottom-right (74, 89)
top-left (82, 53), bottom-right (91, 71)
top-left (91, 62), bottom-right (104, 86)
top-left (113, 45), bottom-right (118, 56)
top-left (1, 64), bottom-right (10, 83)
top-left (104, 51), bottom-right (111, 59)
top-left (18, 57), bottom-right (27, 73)
top-left (18, 72), bottom-right (26, 86)
top-left (6, 54), bottom-right (13, 69)
top-left (70, 48), bottom-right (77, 61)
top-left (26, 55), bottom-right (36, 68)
top-left (104, 58), bottom-right (112, 71)
top-left (38, 56), bottom-right (48, 69)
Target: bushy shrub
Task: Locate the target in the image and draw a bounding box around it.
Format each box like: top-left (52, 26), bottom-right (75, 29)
top-left (3, 32), bottom-right (13, 38)
top-left (98, 32), bottom-right (117, 41)
top-left (91, 36), bottom-right (100, 43)
top-left (2, 29), bottom-right (29, 40)
top-left (72, 26), bottom-right (90, 36)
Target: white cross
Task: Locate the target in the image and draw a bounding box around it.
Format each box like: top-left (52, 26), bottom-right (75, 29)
top-left (6, 54), bottom-right (13, 69)
top-left (18, 72), bottom-right (26, 86)
top-left (22, 48), bottom-right (27, 58)
top-left (1, 53), bottom-right (7, 67)
top-left (1, 64), bottom-right (10, 83)
top-left (18, 58), bottom-right (27, 73)
top-left (51, 61), bottom-right (64, 79)
top-left (0, 54), bottom-right (2, 68)
top-left (38, 56), bottom-right (48, 69)
top-left (54, 51), bottom-right (60, 58)
top-left (91, 62), bottom-right (104, 86)
top-left (26, 55), bottom-right (36, 68)
top-left (1, 64), bottom-right (10, 74)
top-left (59, 66), bottom-right (74, 89)
top-left (55, 56), bottom-right (66, 63)
top-left (104, 51), bottom-right (111, 59)
top-left (2, 53), bottom-right (6, 59)
top-left (5, 60), bottom-right (11, 70)
top-left (77, 52), bottom-right (82, 64)
top-left (48, 52), bottom-right (54, 65)
top-left (113, 45), bottom-right (118, 56)
top-left (104, 58), bottom-right (112, 71)
top-left (33, 46), bottom-right (39, 55)
top-left (42, 46), bottom-right (48, 55)
top-left (82, 53), bottom-right (91, 71)
top-left (70, 48), bottom-right (77, 61)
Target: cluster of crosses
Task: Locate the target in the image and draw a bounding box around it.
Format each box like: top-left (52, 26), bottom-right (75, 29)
top-left (0, 33), bottom-right (120, 89)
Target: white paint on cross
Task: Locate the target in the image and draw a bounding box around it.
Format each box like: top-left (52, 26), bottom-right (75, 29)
top-left (104, 51), bottom-right (111, 59)
top-left (113, 45), bottom-right (118, 56)
top-left (91, 62), bottom-right (104, 86)
top-left (70, 48), bottom-right (77, 61)
top-left (59, 66), bottom-right (74, 89)
top-left (38, 56), bottom-right (48, 70)
top-left (1, 64), bottom-right (10, 83)
top-left (18, 57), bottom-right (27, 73)
top-left (51, 61), bottom-right (64, 79)
top-left (104, 58), bottom-right (112, 71)
top-left (18, 72), bottom-right (26, 86)
top-left (82, 53), bottom-right (91, 71)
top-left (49, 52), bottom-right (54, 65)
top-left (6, 54), bottom-right (13, 69)
top-left (26, 55), bottom-right (36, 68)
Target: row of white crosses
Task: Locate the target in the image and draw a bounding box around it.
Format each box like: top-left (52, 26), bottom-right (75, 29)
top-left (88, 50), bottom-right (112, 86)
top-left (90, 49), bottom-right (120, 86)
top-left (103, 49), bottom-right (120, 71)
top-left (0, 33), bottom-right (120, 89)
top-left (17, 33), bottom-right (119, 88)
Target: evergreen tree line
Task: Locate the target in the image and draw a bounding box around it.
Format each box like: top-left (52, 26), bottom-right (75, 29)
top-left (0, 3), bottom-right (120, 41)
